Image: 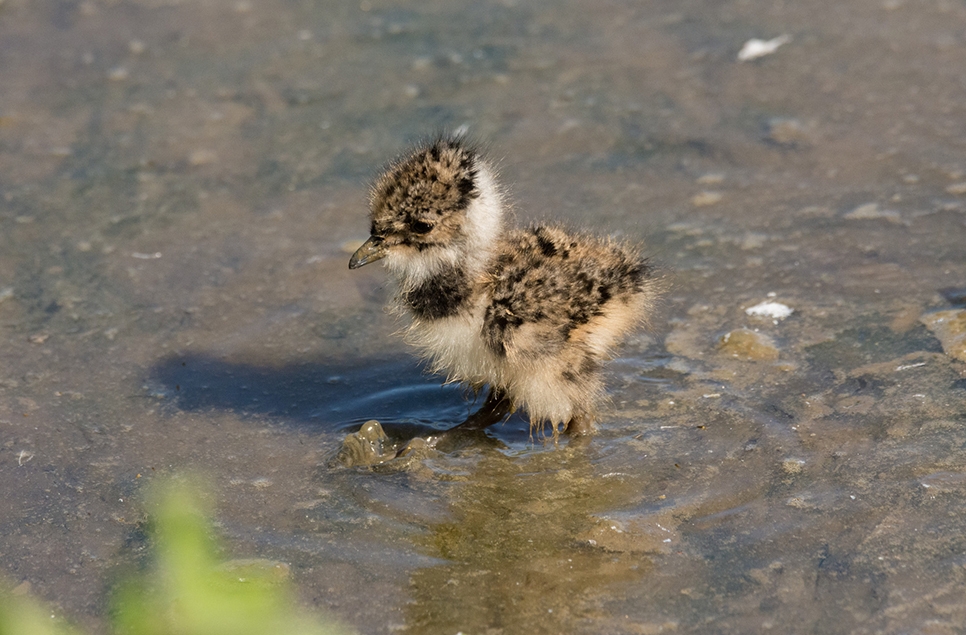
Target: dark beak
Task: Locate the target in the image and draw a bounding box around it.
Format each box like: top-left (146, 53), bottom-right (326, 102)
top-left (348, 235), bottom-right (388, 269)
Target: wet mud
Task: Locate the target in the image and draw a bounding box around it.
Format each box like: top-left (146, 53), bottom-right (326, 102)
top-left (2, 0), bottom-right (966, 633)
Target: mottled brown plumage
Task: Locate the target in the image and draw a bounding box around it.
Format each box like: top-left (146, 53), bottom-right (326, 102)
top-left (350, 137), bottom-right (661, 436)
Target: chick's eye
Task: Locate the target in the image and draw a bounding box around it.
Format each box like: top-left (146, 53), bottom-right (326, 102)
top-left (411, 220), bottom-right (433, 234)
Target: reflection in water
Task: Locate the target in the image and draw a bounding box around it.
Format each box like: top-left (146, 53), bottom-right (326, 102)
top-left (405, 447), bottom-right (655, 635)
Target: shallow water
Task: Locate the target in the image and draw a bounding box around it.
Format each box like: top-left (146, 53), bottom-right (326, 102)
top-left (2, 0), bottom-right (966, 633)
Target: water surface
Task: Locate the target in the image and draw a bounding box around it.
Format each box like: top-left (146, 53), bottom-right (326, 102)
top-left (2, 0), bottom-right (966, 633)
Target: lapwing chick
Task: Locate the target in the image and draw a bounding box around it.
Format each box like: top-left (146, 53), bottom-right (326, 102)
top-left (349, 137), bottom-right (661, 436)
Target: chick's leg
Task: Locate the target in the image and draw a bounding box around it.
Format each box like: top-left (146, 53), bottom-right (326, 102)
top-left (455, 387), bottom-right (513, 430)
top-left (565, 415), bottom-right (595, 436)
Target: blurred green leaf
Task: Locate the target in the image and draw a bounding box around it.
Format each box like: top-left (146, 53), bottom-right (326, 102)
top-left (112, 478), bottom-right (349, 635)
top-left (1, 477), bottom-right (350, 635)
top-left (0, 586), bottom-right (79, 635)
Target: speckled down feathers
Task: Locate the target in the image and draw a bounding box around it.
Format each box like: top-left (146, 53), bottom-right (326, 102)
top-left (355, 137), bottom-right (661, 434)
top-left (369, 139), bottom-right (479, 252)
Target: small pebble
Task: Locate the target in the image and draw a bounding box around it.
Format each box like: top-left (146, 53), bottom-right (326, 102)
top-left (335, 420), bottom-right (396, 467)
top-left (844, 202), bottom-right (902, 223)
top-left (696, 173), bottom-right (724, 185)
top-left (738, 34), bottom-right (791, 61)
top-left (108, 66), bottom-right (129, 81)
top-left (767, 118), bottom-right (811, 146)
top-left (718, 328), bottom-right (780, 361)
top-left (920, 309), bottom-right (966, 362)
top-left (740, 233), bottom-right (768, 250)
top-left (251, 477), bottom-right (273, 489)
top-left (412, 57), bottom-right (432, 71)
top-left (745, 301), bottom-right (793, 320)
top-left (189, 149), bottom-right (217, 166)
top-left (785, 496), bottom-right (809, 509)
top-left (691, 191), bottom-right (723, 207)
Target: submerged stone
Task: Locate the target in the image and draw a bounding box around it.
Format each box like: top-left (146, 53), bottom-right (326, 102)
top-left (844, 202), bottom-right (902, 223)
top-left (335, 419), bottom-right (394, 467)
top-left (920, 309), bottom-right (966, 362)
top-left (333, 420), bottom-right (444, 470)
top-left (766, 117), bottom-right (812, 146)
top-left (718, 328), bottom-right (780, 361)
